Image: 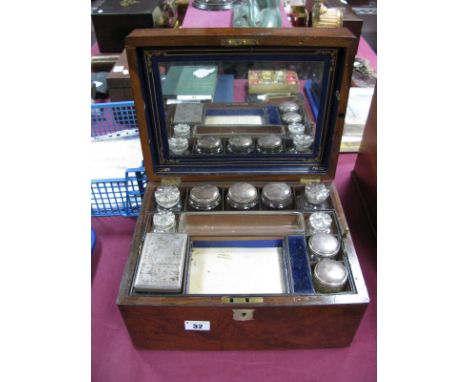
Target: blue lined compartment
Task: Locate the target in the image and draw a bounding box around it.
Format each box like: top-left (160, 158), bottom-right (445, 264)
top-left (286, 236), bottom-right (314, 293)
top-left (91, 101), bottom-right (147, 217)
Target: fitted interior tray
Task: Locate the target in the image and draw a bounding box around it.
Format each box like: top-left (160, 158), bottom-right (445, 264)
top-left (193, 124), bottom-right (286, 137)
top-left (178, 211), bottom-right (305, 236)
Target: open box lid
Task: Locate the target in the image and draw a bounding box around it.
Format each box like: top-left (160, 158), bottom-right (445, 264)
top-left (126, 28), bottom-right (355, 183)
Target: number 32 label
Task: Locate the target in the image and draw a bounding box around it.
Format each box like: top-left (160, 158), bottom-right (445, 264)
top-left (184, 320), bottom-right (210, 331)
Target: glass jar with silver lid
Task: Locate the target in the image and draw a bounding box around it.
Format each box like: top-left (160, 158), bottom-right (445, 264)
top-left (304, 183), bottom-right (330, 207)
top-left (292, 134), bottom-right (314, 153)
top-left (281, 111), bottom-right (302, 124)
top-left (195, 136), bottom-right (223, 154)
top-left (278, 101), bottom-right (300, 114)
top-left (226, 182), bottom-right (258, 210)
top-left (152, 211), bottom-right (177, 233)
top-left (169, 137), bottom-right (189, 155)
top-left (287, 122), bottom-right (305, 137)
top-left (227, 136), bottom-right (254, 154)
top-left (257, 135), bottom-right (283, 154)
top-left (308, 232), bottom-right (340, 263)
top-left (309, 212), bottom-right (333, 234)
top-left (313, 259), bottom-right (348, 293)
top-left (173, 123), bottom-right (191, 139)
top-left (154, 185), bottom-right (182, 212)
top-left (189, 184), bottom-right (221, 210)
top-left (261, 182), bottom-right (293, 209)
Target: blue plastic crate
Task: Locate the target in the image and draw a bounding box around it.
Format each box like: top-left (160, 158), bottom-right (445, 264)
top-left (91, 101), bottom-right (147, 217)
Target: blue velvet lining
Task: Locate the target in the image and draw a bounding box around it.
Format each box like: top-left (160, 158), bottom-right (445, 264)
top-left (304, 79), bottom-right (319, 120)
top-left (213, 74), bottom-right (234, 103)
top-left (192, 239), bottom-right (283, 248)
top-left (287, 236), bottom-right (314, 293)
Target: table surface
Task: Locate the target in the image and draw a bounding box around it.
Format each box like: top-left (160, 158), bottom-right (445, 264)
top-left (91, 153), bottom-right (377, 382)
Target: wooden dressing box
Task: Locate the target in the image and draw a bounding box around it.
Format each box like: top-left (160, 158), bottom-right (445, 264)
top-left (117, 28), bottom-right (369, 350)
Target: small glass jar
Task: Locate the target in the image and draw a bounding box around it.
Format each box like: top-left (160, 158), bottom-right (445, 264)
top-left (281, 111), bottom-right (302, 124)
top-left (227, 136), bottom-right (254, 154)
top-left (257, 135), bottom-right (283, 154)
top-left (195, 136), bottom-right (223, 154)
top-left (308, 232), bottom-right (340, 263)
top-left (189, 184), bottom-right (221, 210)
top-left (278, 101), bottom-right (299, 114)
top-left (292, 134), bottom-right (314, 153)
top-left (173, 123), bottom-right (191, 139)
top-left (169, 137), bottom-right (189, 155)
top-left (261, 182), bottom-right (293, 209)
top-left (152, 211), bottom-right (176, 233)
top-left (304, 183), bottom-right (330, 206)
top-left (313, 259), bottom-right (348, 293)
top-left (154, 185), bottom-right (182, 212)
top-left (288, 123), bottom-right (305, 137)
top-left (226, 182), bottom-right (258, 210)
top-left (309, 212), bottom-right (333, 234)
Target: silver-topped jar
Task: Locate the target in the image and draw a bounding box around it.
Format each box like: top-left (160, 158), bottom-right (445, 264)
top-left (257, 135), bottom-right (283, 154)
top-left (308, 233), bottom-right (340, 263)
top-left (309, 212), bottom-right (333, 234)
top-left (288, 123), bottom-right (305, 137)
top-left (189, 184), bottom-right (221, 210)
top-left (227, 136), bottom-right (254, 154)
top-left (169, 137), bottom-right (189, 155)
top-left (293, 134), bottom-right (314, 152)
top-left (279, 101), bottom-right (299, 114)
top-left (196, 136), bottom-right (223, 154)
top-left (261, 182), bottom-right (293, 209)
top-left (281, 111), bottom-right (302, 124)
top-left (154, 185), bottom-right (181, 211)
top-left (226, 182), bottom-right (258, 210)
top-left (173, 123), bottom-right (191, 139)
top-left (314, 259), bottom-right (348, 293)
top-left (152, 211), bottom-right (177, 233)
top-left (305, 183), bottom-right (330, 206)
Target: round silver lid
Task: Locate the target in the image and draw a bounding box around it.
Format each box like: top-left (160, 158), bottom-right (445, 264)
top-left (279, 101), bottom-right (299, 113)
top-left (281, 111), bottom-right (302, 124)
top-left (192, 0), bottom-right (234, 11)
top-left (309, 212), bottom-right (333, 232)
top-left (228, 136), bottom-right (253, 149)
top-left (154, 185), bottom-right (180, 209)
top-left (288, 123), bottom-right (305, 136)
top-left (257, 135), bottom-right (282, 149)
top-left (197, 136), bottom-right (222, 150)
top-left (168, 137), bottom-right (188, 154)
top-left (227, 182), bottom-right (257, 204)
top-left (314, 259), bottom-right (348, 288)
top-left (305, 183), bottom-right (330, 205)
top-left (308, 233), bottom-right (340, 258)
top-left (293, 134), bottom-right (314, 151)
top-left (262, 182), bottom-right (292, 202)
top-left (153, 211), bottom-right (176, 231)
top-left (190, 184), bottom-right (220, 206)
top-left (173, 123), bottom-right (191, 138)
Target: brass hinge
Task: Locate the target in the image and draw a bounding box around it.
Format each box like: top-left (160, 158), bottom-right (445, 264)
top-left (161, 177), bottom-right (181, 185)
top-left (300, 177), bottom-right (321, 184)
top-left (221, 297), bottom-right (264, 304)
top-left (221, 39), bottom-right (259, 47)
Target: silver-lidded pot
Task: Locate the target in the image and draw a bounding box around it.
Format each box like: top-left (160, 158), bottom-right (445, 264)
top-left (168, 137), bottom-right (189, 155)
top-left (261, 182), bottom-right (293, 209)
top-left (227, 136), bottom-right (254, 154)
top-left (196, 136), bottom-right (223, 154)
top-left (288, 123), bottom-right (305, 137)
top-left (189, 184), bottom-right (221, 210)
top-left (278, 101), bottom-right (299, 114)
top-left (152, 211), bottom-right (176, 233)
top-left (173, 123), bottom-right (191, 139)
top-left (309, 212), bottom-right (333, 234)
top-left (257, 135), bottom-right (283, 154)
top-left (308, 233), bottom-right (340, 262)
top-left (314, 259), bottom-right (348, 293)
top-left (304, 183), bottom-right (330, 205)
top-left (293, 134), bottom-right (314, 152)
top-left (281, 111), bottom-right (302, 124)
top-left (154, 185), bottom-right (181, 211)
top-left (226, 182), bottom-right (258, 210)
